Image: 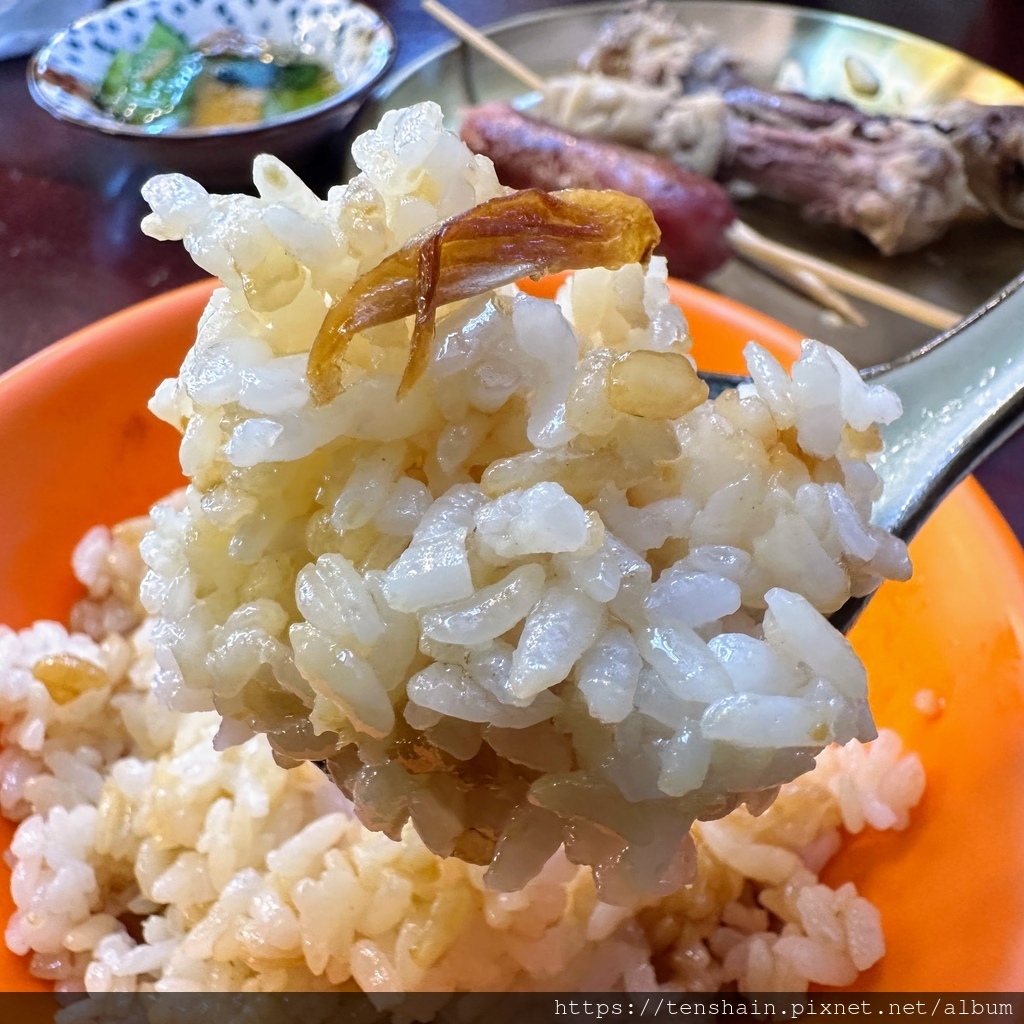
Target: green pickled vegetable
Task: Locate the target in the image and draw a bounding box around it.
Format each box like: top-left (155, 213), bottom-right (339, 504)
top-left (96, 21), bottom-right (340, 129)
top-left (275, 63), bottom-right (321, 91)
top-left (264, 74), bottom-right (336, 118)
top-left (98, 19), bottom-right (201, 126)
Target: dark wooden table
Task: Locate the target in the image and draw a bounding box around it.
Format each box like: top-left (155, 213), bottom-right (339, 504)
top-left (1, 0), bottom-right (1022, 537)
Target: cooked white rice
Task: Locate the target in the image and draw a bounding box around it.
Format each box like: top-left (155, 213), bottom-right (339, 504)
top-left (126, 101), bottom-right (912, 902)
top-left (0, 545), bottom-right (923, 991)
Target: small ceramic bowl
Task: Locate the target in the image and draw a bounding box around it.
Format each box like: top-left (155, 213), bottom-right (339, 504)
top-left (27, 0), bottom-right (395, 185)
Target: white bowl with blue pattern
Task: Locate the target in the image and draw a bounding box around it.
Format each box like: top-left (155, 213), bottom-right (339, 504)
top-left (27, 0), bottom-right (396, 183)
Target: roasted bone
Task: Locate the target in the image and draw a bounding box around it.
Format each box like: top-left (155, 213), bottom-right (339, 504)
top-left (720, 117), bottom-right (970, 255)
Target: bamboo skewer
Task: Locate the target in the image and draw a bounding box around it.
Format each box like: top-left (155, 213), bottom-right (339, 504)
top-left (736, 253), bottom-right (868, 328)
top-left (421, 0), bottom-right (966, 332)
top-left (423, 0), bottom-right (545, 92)
top-left (725, 222), bottom-right (960, 331)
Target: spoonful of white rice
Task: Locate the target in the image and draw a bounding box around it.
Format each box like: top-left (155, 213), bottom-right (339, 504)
top-left (137, 101), bottom-right (914, 903)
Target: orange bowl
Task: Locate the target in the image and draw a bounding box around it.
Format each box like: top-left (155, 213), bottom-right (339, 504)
top-left (1, 276), bottom-right (1023, 991)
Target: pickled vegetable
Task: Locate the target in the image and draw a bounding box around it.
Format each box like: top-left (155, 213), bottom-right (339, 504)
top-left (96, 19), bottom-right (340, 129)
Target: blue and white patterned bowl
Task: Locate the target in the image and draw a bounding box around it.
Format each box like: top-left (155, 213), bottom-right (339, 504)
top-left (26, 0), bottom-right (396, 182)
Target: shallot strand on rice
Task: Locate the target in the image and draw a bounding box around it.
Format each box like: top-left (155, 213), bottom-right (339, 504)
top-left (307, 188), bottom-right (660, 403)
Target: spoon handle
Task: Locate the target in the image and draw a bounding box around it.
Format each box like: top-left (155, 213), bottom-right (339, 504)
top-left (868, 271), bottom-right (1024, 542)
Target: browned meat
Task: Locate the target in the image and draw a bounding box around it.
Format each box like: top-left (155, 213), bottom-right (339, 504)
top-left (939, 101), bottom-right (1024, 229)
top-left (722, 86), bottom-right (1024, 235)
top-left (721, 83), bottom-right (872, 131)
top-left (537, 76), bottom-right (727, 178)
top-left (720, 117), bottom-right (970, 255)
top-left (459, 103), bottom-right (736, 281)
top-left (578, 1), bottom-right (738, 92)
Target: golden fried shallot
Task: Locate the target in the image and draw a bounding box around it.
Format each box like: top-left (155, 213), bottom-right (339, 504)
top-left (307, 188), bottom-right (660, 404)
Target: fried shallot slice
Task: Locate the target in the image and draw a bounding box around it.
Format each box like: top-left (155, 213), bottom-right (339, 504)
top-left (307, 187), bottom-right (660, 404)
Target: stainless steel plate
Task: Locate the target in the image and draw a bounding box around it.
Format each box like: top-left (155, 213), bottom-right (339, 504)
top-left (350, 1), bottom-right (1024, 367)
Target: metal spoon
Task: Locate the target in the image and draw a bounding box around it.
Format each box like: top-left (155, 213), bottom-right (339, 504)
top-left (698, 270), bottom-right (1024, 634)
